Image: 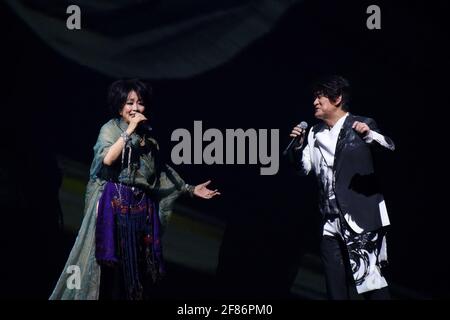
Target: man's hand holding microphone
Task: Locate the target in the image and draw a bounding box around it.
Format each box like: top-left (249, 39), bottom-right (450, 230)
top-left (283, 121), bottom-right (308, 156)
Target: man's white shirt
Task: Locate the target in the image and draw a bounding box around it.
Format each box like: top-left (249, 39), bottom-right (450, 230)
top-left (299, 113), bottom-right (391, 232)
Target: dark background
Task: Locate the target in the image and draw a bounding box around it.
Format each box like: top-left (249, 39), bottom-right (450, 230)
top-left (0, 0), bottom-right (443, 299)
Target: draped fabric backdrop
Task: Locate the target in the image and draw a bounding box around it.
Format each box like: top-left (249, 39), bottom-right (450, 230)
top-left (6, 0), bottom-right (301, 79)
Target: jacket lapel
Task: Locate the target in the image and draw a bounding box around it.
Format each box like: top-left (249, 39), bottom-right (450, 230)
top-left (333, 113), bottom-right (354, 174)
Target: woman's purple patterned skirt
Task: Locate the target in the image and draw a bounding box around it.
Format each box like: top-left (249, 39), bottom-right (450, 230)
top-left (96, 181), bottom-right (164, 300)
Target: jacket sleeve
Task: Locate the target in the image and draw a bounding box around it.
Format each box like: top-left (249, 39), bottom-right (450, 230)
top-left (363, 118), bottom-right (395, 151)
top-left (288, 129), bottom-right (313, 176)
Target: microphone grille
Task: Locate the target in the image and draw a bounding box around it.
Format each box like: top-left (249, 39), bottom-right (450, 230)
top-left (299, 121), bottom-right (308, 129)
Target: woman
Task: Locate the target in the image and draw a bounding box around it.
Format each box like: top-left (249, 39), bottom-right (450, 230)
top-left (50, 79), bottom-right (220, 300)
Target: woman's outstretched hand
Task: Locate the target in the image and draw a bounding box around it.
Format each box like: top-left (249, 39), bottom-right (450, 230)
top-left (194, 180), bottom-right (221, 199)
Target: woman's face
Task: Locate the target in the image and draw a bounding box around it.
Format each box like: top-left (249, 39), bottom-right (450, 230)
top-left (119, 90), bottom-right (146, 123)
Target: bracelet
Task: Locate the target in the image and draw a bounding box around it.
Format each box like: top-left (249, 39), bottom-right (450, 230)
top-left (185, 184), bottom-right (195, 197)
top-left (120, 132), bottom-right (130, 144)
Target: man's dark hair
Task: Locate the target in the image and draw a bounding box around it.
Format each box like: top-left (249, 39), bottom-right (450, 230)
top-left (107, 79), bottom-right (152, 117)
top-left (312, 75), bottom-right (351, 111)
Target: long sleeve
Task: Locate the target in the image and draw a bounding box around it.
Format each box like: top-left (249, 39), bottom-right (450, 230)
top-left (363, 118), bottom-right (395, 151)
top-left (288, 129), bottom-right (313, 176)
top-left (89, 120), bottom-right (117, 179)
top-left (143, 137), bottom-right (193, 226)
top-left (153, 164), bottom-right (193, 226)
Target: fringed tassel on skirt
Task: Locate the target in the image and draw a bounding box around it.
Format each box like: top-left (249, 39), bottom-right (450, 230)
top-left (97, 182), bottom-right (164, 300)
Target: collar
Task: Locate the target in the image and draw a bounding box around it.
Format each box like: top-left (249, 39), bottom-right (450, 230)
top-left (327, 112), bottom-right (349, 133)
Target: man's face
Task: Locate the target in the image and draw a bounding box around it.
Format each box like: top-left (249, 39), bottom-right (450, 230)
top-left (313, 95), bottom-right (340, 120)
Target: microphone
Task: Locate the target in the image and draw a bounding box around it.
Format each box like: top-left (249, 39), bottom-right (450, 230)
top-left (138, 120), bottom-right (153, 133)
top-left (283, 121), bottom-right (308, 156)
top-left (134, 111), bottom-right (153, 134)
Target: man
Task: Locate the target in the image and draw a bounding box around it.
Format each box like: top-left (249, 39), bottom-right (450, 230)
top-left (289, 75), bottom-right (395, 299)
